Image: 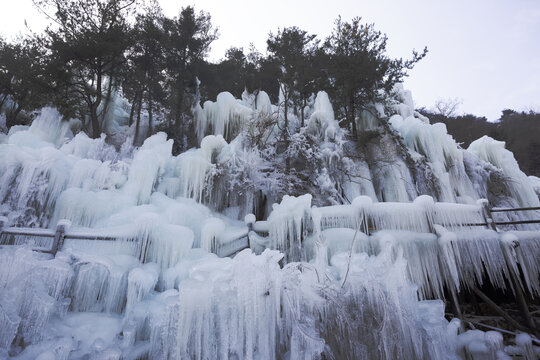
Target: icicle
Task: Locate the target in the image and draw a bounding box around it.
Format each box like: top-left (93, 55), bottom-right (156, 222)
top-left (307, 91), bottom-right (338, 141)
top-left (311, 204), bottom-right (359, 231)
top-left (0, 291), bottom-right (20, 349)
top-left (434, 202), bottom-right (485, 230)
top-left (196, 92), bottom-right (253, 143)
top-left (507, 231), bottom-right (540, 297)
top-left (450, 229), bottom-right (510, 291)
top-left (124, 133), bottom-right (173, 205)
top-left (0, 247), bottom-right (74, 346)
top-left (125, 263), bottom-right (160, 315)
top-left (468, 136), bottom-right (540, 209)
top-left (268, 194), bottom-right (312, 260)
top-left (368, 202), bottom-right (430, 233)
top-left (328, 241), bottom-right (458, 359)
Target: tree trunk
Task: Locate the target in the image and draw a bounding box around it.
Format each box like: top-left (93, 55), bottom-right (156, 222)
top-left (147, 85), bottom-right (153, 138)
top-left (0, 94), bottom-right (8, 111)
top-left (101, 76), bottom-right (115, 127)
top-left (91, 70), bottom-right (103, 138)
top-left (283, 90), bottom-right (290, 175)
top-left (133, 93), bottom-right (143, 146)
top-left (174, 88), bottom-right (184, 131)
top-left (128, 93), bottom-right (138, 127)
top-left (90, 104), bottom-right (101, 139)
top-left (349, 94), bottom-right (357, 138)
top-left (301, 97), bottom-right (306, 127)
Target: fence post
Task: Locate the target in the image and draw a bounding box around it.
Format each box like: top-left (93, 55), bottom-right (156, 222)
top-left (0, 216), bottom-right (7, 233)
top-left (359, 208), bottom-right (369, 235)
top-left (244, 214), bottom-right (256, 250)
top-left (425, 209), bottom-right (435, 234)
top-left (51, 220), bottom-right (70, 256)
top-left (478, 199), bottom-right (497, 231)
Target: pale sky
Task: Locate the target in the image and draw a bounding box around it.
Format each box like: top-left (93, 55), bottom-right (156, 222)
top-left (1, 0), bottom-right (539, 120)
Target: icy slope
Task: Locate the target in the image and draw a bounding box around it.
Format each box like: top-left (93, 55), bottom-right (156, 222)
top-left (1, 84), bottom-right (539, 359)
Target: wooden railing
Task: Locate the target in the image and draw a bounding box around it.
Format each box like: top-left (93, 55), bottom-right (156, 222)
top-left (0, 216), bottom-right (251, 258)
top-left (0, 217), bottom-right (71, 255)
top-left (2, 202), bottom-right (539, 258)
top-left (475, 204), bottom-right (540, 230)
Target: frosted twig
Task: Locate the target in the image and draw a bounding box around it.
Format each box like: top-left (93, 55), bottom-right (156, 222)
top-left (340, 215), bottom-right (363, 288)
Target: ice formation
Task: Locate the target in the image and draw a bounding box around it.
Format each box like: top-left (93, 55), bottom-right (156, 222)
top-left (389, 107), bottom-right (477, 203)
top-left (195, 92), bottom-right (254, 143)
top-left (267, 194), bottom-right (312, 260)
top-left (1, 84), bottom-right (540, 359)
top-left (307, 91), bottom-right (339, 141)
top-left (468, 136), bottom-right (540, 208)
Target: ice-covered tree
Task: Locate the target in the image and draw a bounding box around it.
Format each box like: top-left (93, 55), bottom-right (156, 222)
top-left (267, 27), bottom-right (319, 127)
top-left (160, 6), bottom-right (217, 152)
top-left (324, 17), bottom-right (427, 137)
top-left (34, 0), bottom-right (135, 138)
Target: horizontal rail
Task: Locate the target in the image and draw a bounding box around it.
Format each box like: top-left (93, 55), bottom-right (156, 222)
top-left (1, 224), bottom-right (251, 258)
top-left (494, 219), bottom-right (540, 226)
top-left (490, 206), bottom-right (540, 212)
top-left (64, 234), bottom-right (117, 241)
top-left (461, 223), bottom-right (489, 227)
top-left (217, 235), bottom-right (249, 258)
top-left (0, 230), bottom-right (117, 241)
top-left (1, 228), bottom-right (55, 237)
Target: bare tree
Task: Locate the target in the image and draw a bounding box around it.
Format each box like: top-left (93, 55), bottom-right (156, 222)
top-left (433, 97), bottom-right (462, 117)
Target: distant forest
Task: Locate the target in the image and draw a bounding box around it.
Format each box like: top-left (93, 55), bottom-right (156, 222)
top-left (0, 0), bottom-right (538, 177)
top-left (420, 108), bottom-right (540, 177)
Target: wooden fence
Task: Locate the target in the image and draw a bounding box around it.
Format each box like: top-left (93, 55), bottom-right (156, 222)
top-left (2, 203), bottom-right (540, 257)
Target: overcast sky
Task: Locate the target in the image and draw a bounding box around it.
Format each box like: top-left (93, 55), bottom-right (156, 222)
top-left (1, 0), bottom-right (539, 120)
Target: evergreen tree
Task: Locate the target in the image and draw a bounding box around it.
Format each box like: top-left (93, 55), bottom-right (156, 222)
top-left (161, 6), bottom-right (217, 152)
top-left (267, 27), bottom-right (319, 128)
top-left (324, 17), bottom-right (427, 137)
top-left (267, 27), bottom-right (319, 173)
top-left (0, 37), bottom-right (51, 127)
top-left (35, 0), bottom-right (135, 137)
top-left (124, 2), bottom-right (166, 144)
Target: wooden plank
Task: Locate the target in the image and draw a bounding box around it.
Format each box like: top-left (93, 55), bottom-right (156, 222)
top-left (64, 234), bottom-right (117, 241)
top-left (2, 228), bottom-right (55, 237)
top-left (494, 219), bottom-right (540, 226)
top-left (0, 216), bottom-right (7, 231)
top-left (51, 222), bottom-right (67, 255)
top-left (460, 223), bottom-right (489, 227)
top-left (490, 206), bottom-right (540, 212)
top-left (218, 236), bottom-right (249, 258)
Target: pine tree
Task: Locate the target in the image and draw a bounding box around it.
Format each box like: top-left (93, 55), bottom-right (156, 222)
top-left (35, 0), bottom-right (135, 137)
top-left (324, 17), bottom-right (427, 137)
